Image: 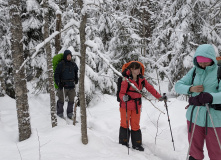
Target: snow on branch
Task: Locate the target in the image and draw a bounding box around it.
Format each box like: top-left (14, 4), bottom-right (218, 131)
top-left (141, 56), bottom-right (173, 86)
top-left (17, 19), bottom-right (80, 73)
top-left (85, 40), bottom-right (165, 114)
top-left (85, 40), bottom-right (122, 78)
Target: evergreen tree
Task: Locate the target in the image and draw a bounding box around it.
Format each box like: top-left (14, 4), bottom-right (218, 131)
top-left (149, 0), bottom-right (221, 91)
top-left (0, 0), bottom-right (14, 98)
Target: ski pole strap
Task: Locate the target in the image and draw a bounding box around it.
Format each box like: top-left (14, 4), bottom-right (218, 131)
top-left (189, 105), bottom-right (196, 132)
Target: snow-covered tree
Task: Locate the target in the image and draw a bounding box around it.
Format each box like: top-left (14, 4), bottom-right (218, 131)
top-left (78, 0), bottom-right (88, 145)
top-left (22, 0), bottom-right (45, 81)
top-left (149, 0), bottom-right (221, 92)
top-left (42, 0), bottom-right (57, 127)
top-left (9, 0), bottom-right (31, 141)
top-left (0, 0), bottom-right (14, 98)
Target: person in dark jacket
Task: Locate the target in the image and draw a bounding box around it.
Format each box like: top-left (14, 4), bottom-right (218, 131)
top-left (54, 50), bottom-right (78, 119)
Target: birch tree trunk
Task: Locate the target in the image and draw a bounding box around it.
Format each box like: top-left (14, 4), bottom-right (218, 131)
top-left (78, 0), bottom-right (88, 145)
top-left (0, 57), bottom-right (4, 97)
top-left (42, 0), bottom-right (57, 127)
top-left (141, 8), bottom-right (146, 56)
top-left (9, 0), bottom-right (31, 141)
top-left (55, 13), bottom-right (61, 54)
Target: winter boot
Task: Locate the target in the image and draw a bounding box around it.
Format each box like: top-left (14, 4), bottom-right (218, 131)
top-left (57, 100), bottom-right (64, 117)
top-left (57, 113), bottom-right (64, 118)
top-left (131, 129), bottom-right (144, 151)
top-left (67, 101), bottom-right (74, 119)
top-left (67, 113), bottom-right (73, 120)
top-left (189, 156), bottom-right (196, 160)
top-left (119, 126), bottom-right (130, 147)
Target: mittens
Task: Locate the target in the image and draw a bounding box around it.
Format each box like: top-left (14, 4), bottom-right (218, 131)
top-left (158, 94), bottom-right (167, 101)
top-left (189, 92), bottom-right (213, 106)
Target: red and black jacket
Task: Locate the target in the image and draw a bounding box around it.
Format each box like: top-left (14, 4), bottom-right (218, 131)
top-left (119, 69), bottom-right (161, 112)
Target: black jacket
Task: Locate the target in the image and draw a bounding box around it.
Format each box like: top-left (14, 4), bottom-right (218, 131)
top-left (54, 52), bottom-right (78, 89)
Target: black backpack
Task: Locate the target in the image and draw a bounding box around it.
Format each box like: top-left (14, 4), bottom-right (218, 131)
top-left (116, 76), bottom-right (146, 102)
top-left (116, 77), bottom-right (129, 102)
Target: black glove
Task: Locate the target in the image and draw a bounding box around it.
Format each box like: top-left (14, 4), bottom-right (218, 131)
top-left (123, 94), bottom-right (131, 102)
top-left (158, 93), bottom-right (167, 101)
top-left (77, 98), bottom-right (80, 106)
top-left (75, 78), bottom-right (78, 85)
top-left (189, 92), bottom-right (213, 106)
top-left (58, 81), bottom-right (64, 89)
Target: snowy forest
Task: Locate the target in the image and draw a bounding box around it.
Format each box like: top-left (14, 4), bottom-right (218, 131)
top-left (0, 0), bottom-right (221, 160)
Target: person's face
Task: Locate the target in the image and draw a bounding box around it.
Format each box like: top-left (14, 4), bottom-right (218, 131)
top-left (131, 68), bottom-right (140, 76)
top-left (67, 54), bottom-right (72, 61)
top-left (198, 62), bottom-right (212, 69)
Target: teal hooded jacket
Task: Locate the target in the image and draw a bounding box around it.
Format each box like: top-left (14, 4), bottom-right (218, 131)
top-left (175, 44), bottom-right (221, 127)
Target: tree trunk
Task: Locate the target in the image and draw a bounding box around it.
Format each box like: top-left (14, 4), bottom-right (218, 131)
top-left (142, 8), bottom-right (146, 56)
top-left (0, 57), bottom-right (4, 96)
top-left (9, 0), bottom-right (31, 141)
top-left (55, 14), bottom-right (61, 54)
top-left (78, 0), bottom-right (88, 145)
top-left (43, 0), bottom-right (57, 127)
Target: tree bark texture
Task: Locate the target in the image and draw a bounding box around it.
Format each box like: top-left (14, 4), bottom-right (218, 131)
top-left (9, 0), bottom-right (31, 141)
top-left (55, 14), bottom-right (61, 54)
top-left (0, 57), bottom-right (4, 96)
top-left (78, 0), bottom-right (88, 145)
top-left (43, 0), bottom-right (57, 128)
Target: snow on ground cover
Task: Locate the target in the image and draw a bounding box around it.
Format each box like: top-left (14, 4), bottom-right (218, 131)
top-left (0, 88), bottom-right (210, 160)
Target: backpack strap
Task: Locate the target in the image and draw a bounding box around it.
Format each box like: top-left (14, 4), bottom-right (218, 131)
top-left (61, 60), bottom-right (65, 72)
top-left (216, 65), bottom-right (221, 90)
top-left (191, 68), bottom-right (196, 85)
top-left (124, 77), bottom-right (131, 93)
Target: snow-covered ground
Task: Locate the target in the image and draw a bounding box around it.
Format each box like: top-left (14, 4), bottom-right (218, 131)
top-left (0, 84), bottom-right (210, 160)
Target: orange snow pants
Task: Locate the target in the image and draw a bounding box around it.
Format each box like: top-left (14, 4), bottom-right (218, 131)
top-left (120, 107), bottom-right (141, 131)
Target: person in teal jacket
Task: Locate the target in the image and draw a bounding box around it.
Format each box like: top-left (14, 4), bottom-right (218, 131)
top-left (175, 44), bottom-right (221, 160)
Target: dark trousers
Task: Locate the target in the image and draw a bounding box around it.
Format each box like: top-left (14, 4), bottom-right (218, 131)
top-left (57, 88), bottom-right (76, 115)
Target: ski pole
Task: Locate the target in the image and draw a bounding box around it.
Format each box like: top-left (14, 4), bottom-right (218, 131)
top-left (205, 104), bottom-right (221, 151)
top-left (125, 78), bottom-right (165, 114)
top-left (163, 93), bottom-right (175, 151)
top-left (125, 101), bottom-right (129, 155)
top-left (73, 97), bottom-right (78, 125)
top-left (186, 106), bottom-right (200, 160)
top-left (63, 87), bottom-right (68, 125)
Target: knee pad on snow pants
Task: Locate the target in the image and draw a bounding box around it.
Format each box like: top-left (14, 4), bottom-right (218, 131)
top-left (119, 126), bottom-right (130, 146)
top-left (131, 129), bottom-right (142, 147)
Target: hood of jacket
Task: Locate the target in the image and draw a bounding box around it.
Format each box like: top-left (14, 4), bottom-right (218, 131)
top-left (63, 50), bottom-right (72, 62)
top-left (193, 44), bottom-right (217, 67)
